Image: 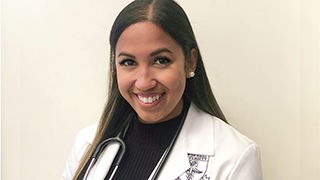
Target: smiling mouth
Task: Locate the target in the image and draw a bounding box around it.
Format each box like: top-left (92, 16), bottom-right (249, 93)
top-left (137, 94), bottom-right (163, 104)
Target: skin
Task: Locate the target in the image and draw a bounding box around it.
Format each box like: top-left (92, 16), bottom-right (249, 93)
top-left (115, 21), bottom-right (196, 124)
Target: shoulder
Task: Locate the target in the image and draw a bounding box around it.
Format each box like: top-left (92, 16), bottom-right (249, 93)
top-left (61, 124), bottom-right (98, 179)
top-left (187, 103), bottom-right (257, 151)
top-left (71, 123), bottom-right (98, 153)
top-left (70, 123), bottom-right (98, 160)
top-left (76, 123), bottom-right (98, 144)
top-left (71, 123), bottom-right (98, 163)
top-left (186, 104), bottom-right (262, 179)
top-left (211, 117), bottom-right (263, 179)
top-left (212, 115), bottom-right (257, 151)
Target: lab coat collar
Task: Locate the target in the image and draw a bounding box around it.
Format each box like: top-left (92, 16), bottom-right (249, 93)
top-left (157, 102), bottom-right (215, 179)
top-left (85, 103), bottom-right (215, 180)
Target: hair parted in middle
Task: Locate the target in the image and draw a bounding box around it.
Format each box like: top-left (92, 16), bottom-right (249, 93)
top-left (72, 0), bottom-right (226, 179)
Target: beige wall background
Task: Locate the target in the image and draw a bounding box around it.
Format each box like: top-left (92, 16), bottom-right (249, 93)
top-left (2, 0), bottom-right (319, 179)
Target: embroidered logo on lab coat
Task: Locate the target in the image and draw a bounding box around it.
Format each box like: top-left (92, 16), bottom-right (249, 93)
top-left (176, 154), bottom-right (211, 180)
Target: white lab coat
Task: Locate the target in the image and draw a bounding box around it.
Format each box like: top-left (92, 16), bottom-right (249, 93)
top-left (62, 103), bottom-right (263, 180)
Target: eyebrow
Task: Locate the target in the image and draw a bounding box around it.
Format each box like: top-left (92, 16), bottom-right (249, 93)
top-left (117, 48), bottom-right (172, 58)
top-left (117, 52), bottom-right (136, 59)
top-left (150, 48), bottom-right (172, 56)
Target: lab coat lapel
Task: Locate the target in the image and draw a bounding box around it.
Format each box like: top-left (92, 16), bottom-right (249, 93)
top-left (184, 103), bottom-right (215, 155)
top-left (157, 103), bottom-right (215, 180)
top-left (156, 118), bottom-right (190, 180)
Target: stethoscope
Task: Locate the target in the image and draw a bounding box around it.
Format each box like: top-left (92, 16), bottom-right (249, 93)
top-left (83, 106), bottom-right (188, 180)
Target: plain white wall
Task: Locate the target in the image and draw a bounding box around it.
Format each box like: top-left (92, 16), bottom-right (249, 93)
top-left (2, 0), bottom-right (319, 179)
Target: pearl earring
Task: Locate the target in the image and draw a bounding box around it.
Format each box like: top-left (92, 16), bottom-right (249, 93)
top-left (189, 72), bottom-right (195, 78)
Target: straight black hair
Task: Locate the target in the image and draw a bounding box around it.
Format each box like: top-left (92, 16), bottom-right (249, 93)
top-left (73, 0), bottom-right (226, 179)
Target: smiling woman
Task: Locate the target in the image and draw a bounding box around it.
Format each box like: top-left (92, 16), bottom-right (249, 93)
top-left (62, 0), bottom-right (263, 179)
top-left (116, 22), bottom-right (195, 123)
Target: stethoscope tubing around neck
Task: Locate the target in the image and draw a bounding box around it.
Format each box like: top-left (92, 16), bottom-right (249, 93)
top-left (83, 119), bottom-right (131, 180)
top-left (147, 108), bottom-right (187, 180)
top-left (83, 103), bottom-right (189, 180)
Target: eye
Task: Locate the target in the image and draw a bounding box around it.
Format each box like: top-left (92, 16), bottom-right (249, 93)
top-left (119, 59), bottom-right (137, 66)
top-left (154, 57), bottom-right (171, 66)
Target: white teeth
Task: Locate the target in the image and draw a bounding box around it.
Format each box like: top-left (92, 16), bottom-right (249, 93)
top-left (138, 94), bottom-right (162, 104)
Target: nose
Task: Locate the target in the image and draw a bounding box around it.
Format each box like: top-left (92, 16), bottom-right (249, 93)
top-left (135, 66), bottom-right (156, 91)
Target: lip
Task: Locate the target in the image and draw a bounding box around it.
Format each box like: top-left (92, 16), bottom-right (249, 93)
top-left (134, 92), bottom-right (165, 108)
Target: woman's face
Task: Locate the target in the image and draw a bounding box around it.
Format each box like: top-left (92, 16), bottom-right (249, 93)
top-left (115, 22), bottom-right (194, 123)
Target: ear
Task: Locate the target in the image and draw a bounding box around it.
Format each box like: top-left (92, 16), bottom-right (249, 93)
top-left (186, 48), bottom-right (197, 78)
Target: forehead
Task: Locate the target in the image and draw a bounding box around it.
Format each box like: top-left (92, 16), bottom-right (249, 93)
top-left (116, 22), bottom-right (182, 55)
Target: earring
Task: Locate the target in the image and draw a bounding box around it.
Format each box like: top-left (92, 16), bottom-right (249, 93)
top-left (189, 72), bottom-right (195, 78)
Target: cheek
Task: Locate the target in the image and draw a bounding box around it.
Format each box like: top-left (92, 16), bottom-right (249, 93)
top-left (116, 68), bottom-right (131, 95)
top-left (161, 69), bottom-right (186, 94)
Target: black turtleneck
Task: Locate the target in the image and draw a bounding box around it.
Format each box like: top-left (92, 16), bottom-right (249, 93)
top-left (107, 101), bottom-right (189, 180)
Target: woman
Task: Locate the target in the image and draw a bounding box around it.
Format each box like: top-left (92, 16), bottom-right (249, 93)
top-left (62, 0), bottom-right (263, 179)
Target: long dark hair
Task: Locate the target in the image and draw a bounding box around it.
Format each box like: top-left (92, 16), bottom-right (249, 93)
top-left (73, 0), bottom-right (226, 179)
